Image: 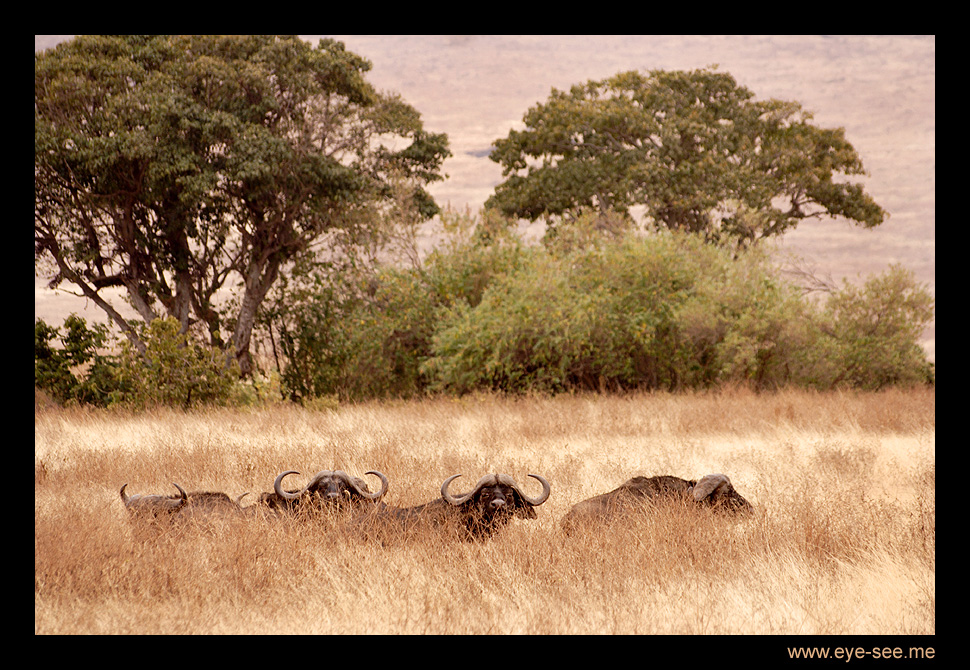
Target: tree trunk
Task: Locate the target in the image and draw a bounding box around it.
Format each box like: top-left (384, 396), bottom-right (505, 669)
top-left (232, 255), bottom-right (283, 378)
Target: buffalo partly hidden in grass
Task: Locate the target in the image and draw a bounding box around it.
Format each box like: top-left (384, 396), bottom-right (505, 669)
top-left (560, 473), bottom-right (751, 533)
top-left (355, 472), bottom-right (551, 542)
top-left (120, 483), bottom-right (253, 520)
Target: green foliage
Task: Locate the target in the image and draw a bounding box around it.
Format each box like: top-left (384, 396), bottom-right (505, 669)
top-left (34, 47), bottom-right (929, 408)
top-left (423, 223), bottom-right (933, 395)
top-left (423, 253), bottom-right (579, 393)
top-left (337, 269), bottom-right (438, 399)
top-left (425, 231), bottom-right (750, 393)
top-left (424, 207), bottom-right (527, 309)
top-left (112, 317), bottom-right (239, 408)
top-left (37, 216), bottom-right (934, 408)
top-left (35, 35), bottom-right (449, 377)
top-left (262, 262), bottom-right (439, 402)
top-left (487, 67), bottom-right (886, 250)
top-left (689, 257), bottom-right (815, 389)
top-left (259, 207), bottom-right (526, 401)
top-left (820, 265), bottom-right (935, 389)
top-left (257, 203), bottom-right (934, 401)
top-left (34, 315), bottom-right (122, 406)
top-left (259, 262), bottom-right (348, 402)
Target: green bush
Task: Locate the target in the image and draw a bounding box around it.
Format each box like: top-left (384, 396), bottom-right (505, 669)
top-left (34, 315), bottom-right (122, 406)
top-left (423, 207), bottom-right (526, 309)
top-left (426, 232), bottom-right (723, 393)
top-left (261, 267), bottom-right (351, 402)
top-left (423, 253), bottom-right (577, 393)
top-left (42, 218), bottom-right (933, 407)
top-left (112, 317), bottom-right (239, 408)
top-left (820, 264), bottom-right (935, 389)
top-left (332, 268), bottom-right (439, 400)
top-left (423, 229), bottom-right (934, 395)
top-left (680, 248), bottom-right (816, 389)
top-left (261, 264), bottom-right (439, 402)
top-left (261, 208), bottom-right (527, 401)
top-left (567, 231), bottom-right (709, 389)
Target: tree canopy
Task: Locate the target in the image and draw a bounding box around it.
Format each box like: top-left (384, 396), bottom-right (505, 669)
top-left (35, 35), bottom-right (450, 376)
top-left (486, 67), bottom-right (886, 248)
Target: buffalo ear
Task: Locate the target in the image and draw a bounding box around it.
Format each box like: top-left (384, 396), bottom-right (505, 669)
top-left (691, 474), bottom-right (730, 501)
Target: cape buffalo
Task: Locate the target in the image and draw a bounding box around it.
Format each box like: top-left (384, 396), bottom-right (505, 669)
top-left (121, 483), bottom-right (253, 520)
top-left (356, 473), bottom-right (551, 542)
top-left (120, 482), bottom-right (188, 517)
top-left (560, 473), bottom-right (752, 533)
top-left (260, 469), bottom-right (389, 514)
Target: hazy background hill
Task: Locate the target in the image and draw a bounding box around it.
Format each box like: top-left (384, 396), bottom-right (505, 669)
top-left (33, 35), bottom-right (935, 360)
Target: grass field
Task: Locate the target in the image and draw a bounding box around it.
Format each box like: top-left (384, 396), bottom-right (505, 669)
top-left (34, 387), bottom-right (934, 635)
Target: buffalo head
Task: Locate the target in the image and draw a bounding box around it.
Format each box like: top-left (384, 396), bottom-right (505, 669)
top-left (264, 469), bottom-right (389, 513)
top-left (441, 473), bottom-right (550, 518)
top-left (689, 473), bottom-right (753, 513)
top-left (439, 472), bottom-right (551, 538)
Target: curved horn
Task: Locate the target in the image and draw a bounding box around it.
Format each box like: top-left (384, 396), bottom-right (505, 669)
top-left (170, 482), bottom-right (188, 509)
top-left (235, 492), bottom-right (250, 506)
top-left (274, 470), bottom-right (306, 501)
top-left (357, 470), bottom-right (389, 500)
top-left (441, 474), bottom-right (471, 506)
top-left (120, 483), bottom-right (130, 504)
top-left (442, 474), bottom-right (502, 506)
top-left (149, 482), bottom-right (188, 512)
top-left (506, 473), bottom-right (551, 507)
top-left (691, 473), bottom-right (729, 501)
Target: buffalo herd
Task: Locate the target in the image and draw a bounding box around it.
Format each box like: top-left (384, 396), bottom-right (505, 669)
top-left (120, 465), bottom-right (752, 541)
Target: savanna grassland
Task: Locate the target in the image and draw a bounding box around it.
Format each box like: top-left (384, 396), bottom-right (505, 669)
top-left (34, 388), bottom-right (934, 635)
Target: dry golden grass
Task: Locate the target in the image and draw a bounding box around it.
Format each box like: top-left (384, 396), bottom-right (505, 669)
top-left (35, 387), bottom-right (934, 634)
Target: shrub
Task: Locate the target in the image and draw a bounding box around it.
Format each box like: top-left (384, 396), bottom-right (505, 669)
top-left (261, 208), bottom-right (527, 401)
top-left (424, 252), bottom-right (581, 393)
top-left (34, 315), bottom-right (122, 406)
top-left (332, 268), bottom-right (439, 399)
top-left (681, 248), bottom-right (816, 389)
top-left (259, 210), bottom-right (935, 400)
top-left (423, 207), bottom-right (526, 309)
top-left (260, 265), bottom-right (352, 402)
top-left (112, 317), bottom-right (239, 408)
top-left (423, 230), bottom-right (935, 395)
top-left (820, 264), bottom-right (935, 389)
top-left (425, 233), bottom-right (724, 393)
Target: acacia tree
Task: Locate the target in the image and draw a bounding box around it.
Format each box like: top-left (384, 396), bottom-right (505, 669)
top-left (35, 35), bottom-right (449, 376)
top-left (487, 67), bottom-right (886, 248)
